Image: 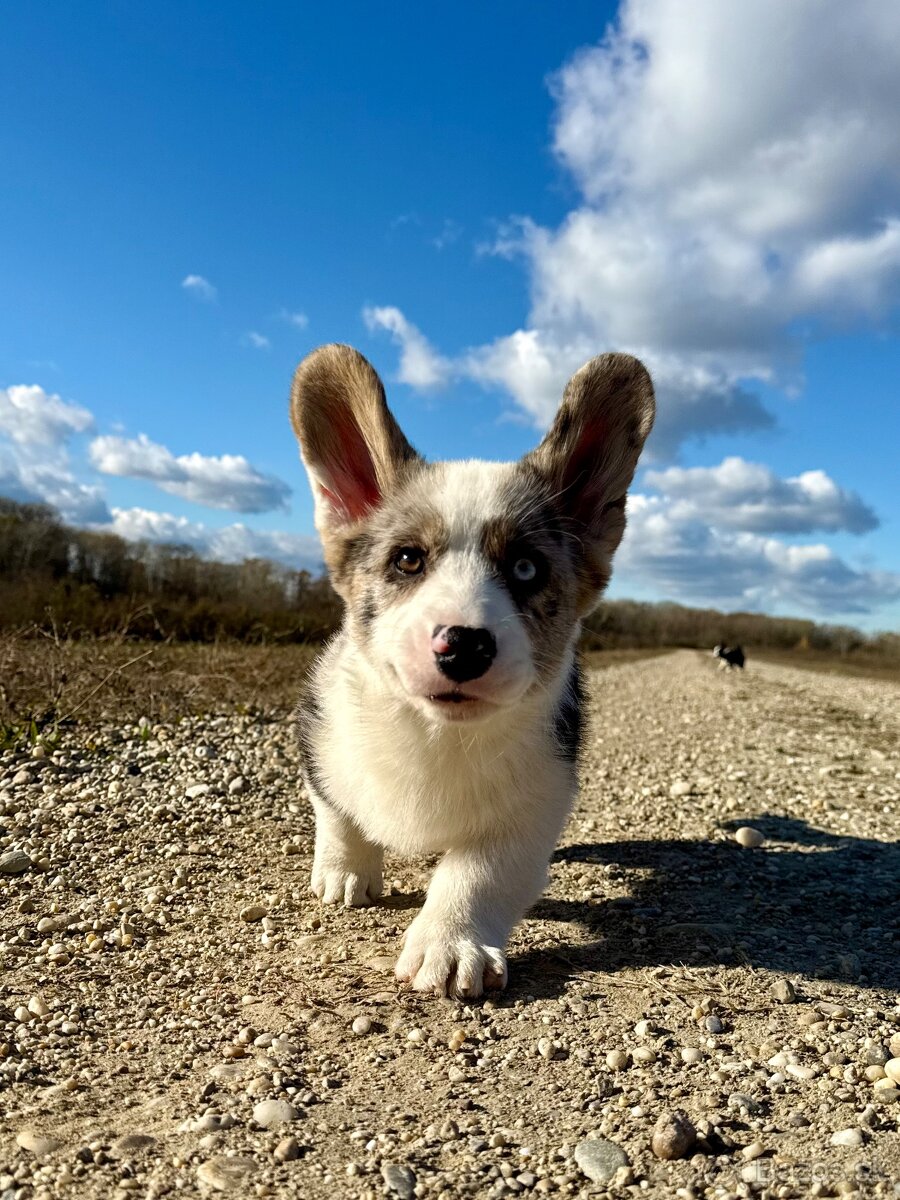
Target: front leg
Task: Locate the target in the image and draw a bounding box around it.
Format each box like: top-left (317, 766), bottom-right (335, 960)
top-left (395, 824), bottom-right (559, 998)
top-left (309, 793), bottom-right (384, 907)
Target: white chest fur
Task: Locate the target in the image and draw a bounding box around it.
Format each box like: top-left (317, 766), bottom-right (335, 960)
top-left (312, 637), bottom-right (575, 856)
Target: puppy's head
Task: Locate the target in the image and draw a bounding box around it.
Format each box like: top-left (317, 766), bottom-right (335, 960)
top-left (291, 344), bottom-right (654, 723)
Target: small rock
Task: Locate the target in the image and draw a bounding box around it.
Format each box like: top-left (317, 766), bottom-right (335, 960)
top-left (352, 1016), bottom-right (373, 1036)
top-left (252, 1099), bottom-right (296, 1128)
top-left (735, 826), bottom-right (765, 848)
top-left (27, 995), bottom-right (50, 1018)
top-left (704, 1015), bottom-right (724, 1034)
top-left (742, 1140), bottom-right (766, 1161)
top-left (651, 1111), bottom-right (696, 1160)
top-left (228, 776), bottom-right (247, 795)
top-left (681, 1047), bottom-right (703, 1064)
top-left (239, 904), bottom-right (267, 923)
top-left (830, 1128), bottom-right (865, 1148)
top-left (196, 1155), bottom-right (257, 1191)
top-left (771, 978), bottom-right (796, 1003)
top-left (381, 1162), bottom-right (416, 1198)
top-left (573, 1137), bottom-right (629, 1183)
top-left (185, 784), bottom-right (210, 799)
top-left (273, 1136), bottom-right (300, 1163)
top-left (16, 1131), bottom-right (63, 1157)
top-left (669, 780), bottom-right (692, 798)
top-left (0, 849), bottom-right (32, 875)
top-left (111, 1133), bottom-right (157, 1157)
top-left (883, 1058), bottom-right (900, 1085)
top-left (605, 1050), bottom-right (629, 1071)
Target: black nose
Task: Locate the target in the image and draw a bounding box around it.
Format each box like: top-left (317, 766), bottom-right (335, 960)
top-left (434, 625), bottom-right (497, 683)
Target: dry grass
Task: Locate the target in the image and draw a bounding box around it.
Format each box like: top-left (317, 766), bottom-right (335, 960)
top-left (0, 633), bottom-right (319, 744)
top-left (0, 636), bottom-right (675, 747)
top-left (753, 647), bottom-right (900, 685)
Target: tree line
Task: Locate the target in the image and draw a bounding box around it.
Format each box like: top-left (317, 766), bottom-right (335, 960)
top-left (1, 497), bottom-right (896, 660)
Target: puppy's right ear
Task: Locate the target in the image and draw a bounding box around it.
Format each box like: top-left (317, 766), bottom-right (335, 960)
top-left (290, 344), bottom-right (420, 535)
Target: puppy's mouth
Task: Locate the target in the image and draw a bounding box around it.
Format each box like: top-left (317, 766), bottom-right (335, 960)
top-left (427, 691), bottom-right (479, 705)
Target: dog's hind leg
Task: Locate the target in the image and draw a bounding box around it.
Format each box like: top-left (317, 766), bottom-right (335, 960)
top-left (309, 792), bottom-right (384, 907)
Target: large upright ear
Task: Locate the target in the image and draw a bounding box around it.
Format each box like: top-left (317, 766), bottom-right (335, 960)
top-left (525, 352), bottom-right (655, 610)
top-left (290, 344), bottom-right (421, 536)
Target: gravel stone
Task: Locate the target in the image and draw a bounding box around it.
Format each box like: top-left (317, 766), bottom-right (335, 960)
top-left (651, 1110), bottom-right (696, 1160)
top-left (15, 1131), bottom-right (64, 1156)
top-left (735, 826), bottom-right (765, 848)
top-left (771, 978), bottom-right (797, 1003)
top-left (830, 1128), bottom-right (865, 1148)
top-left (574, 1137), bottom-right (629, 1183)
top-left (196, 1155), bottom-right (258, 1191)
top-left (253, 1099), bottom-right (297, 1128)
top-left (381, 1163), bottom-right (416, 1198)
top-left (239, 904), bottom-right (267, 922)
top-left (0, 849), bottom-right (32, 875)
top-left (274, 1136), bottom-right (301, 1162)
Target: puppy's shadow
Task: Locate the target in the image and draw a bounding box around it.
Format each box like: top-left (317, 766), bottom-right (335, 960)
top-left (508, 814), bottom-right (899, 1001)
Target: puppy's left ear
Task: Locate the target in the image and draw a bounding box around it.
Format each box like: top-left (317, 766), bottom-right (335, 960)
top-left (526, 352), bottom-right (655, 611)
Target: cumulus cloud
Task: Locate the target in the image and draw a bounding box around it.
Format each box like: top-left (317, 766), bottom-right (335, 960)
top-left (106, 508), bottom-right (321, 569)
top-left (0, 385), bottom-right (94, 447)
top-left (0, 384), bottom-right (109, 523)
top-left (617, 496), bottom-right (900, 617)
top-left (0, 451), bottom-right (110, 524)
top-left (363, 306), bottom-right (451, 389)
top-left (89, 433), bottom-right (291, 513)
top-left (181, 274), bottom-right (217, 302)
top-left (645, 457), bottom-right (879, 535)
top-left (371, 1), bottom-right (900, 453)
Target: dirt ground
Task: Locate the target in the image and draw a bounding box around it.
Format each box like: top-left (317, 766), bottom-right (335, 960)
top-left (1, 650), bottom-right (898, 1199)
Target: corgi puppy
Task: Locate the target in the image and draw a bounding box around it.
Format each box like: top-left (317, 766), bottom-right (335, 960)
top-left (290, 344), bottom-right (654, 998)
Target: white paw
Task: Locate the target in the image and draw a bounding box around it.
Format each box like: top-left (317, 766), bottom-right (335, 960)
top-left (395, 915), bottom-right (508, 998)
top-left (311, 850), bottom-right (383, 907)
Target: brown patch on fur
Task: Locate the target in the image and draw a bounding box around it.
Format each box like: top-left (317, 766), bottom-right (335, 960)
top-left (525, 353), bottom-right (654, 614)
top-left (332, 470), bottom-right (451, 631)
top-left (480, 471), bottom-right (581, 681)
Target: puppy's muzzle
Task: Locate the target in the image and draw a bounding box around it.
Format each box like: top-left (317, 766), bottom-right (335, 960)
top-left (432, 625), bottom-right (497, 683)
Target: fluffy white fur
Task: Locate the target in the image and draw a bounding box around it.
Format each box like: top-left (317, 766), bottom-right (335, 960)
top-left (290, 344), bottom-right (654, 998)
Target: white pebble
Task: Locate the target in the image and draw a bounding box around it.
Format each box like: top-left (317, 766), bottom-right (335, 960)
top-left (735, 826), bottom-right (765, 848)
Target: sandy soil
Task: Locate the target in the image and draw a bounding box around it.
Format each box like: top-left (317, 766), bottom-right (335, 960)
top-left (1, 650), bottom-right (898, 1199)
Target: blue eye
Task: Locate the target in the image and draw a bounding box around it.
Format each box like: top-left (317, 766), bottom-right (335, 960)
top-left (512, 557), bottom-right (537, 582)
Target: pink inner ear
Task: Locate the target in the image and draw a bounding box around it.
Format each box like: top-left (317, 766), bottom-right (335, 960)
top-left (567, 420), bottom-right (608, 502)
top-left (319, 414), bottom-right (382, 523)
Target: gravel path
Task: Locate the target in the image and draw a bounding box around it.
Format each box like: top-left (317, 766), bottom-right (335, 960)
top-left (1, 650), bottom-right (898, 1199)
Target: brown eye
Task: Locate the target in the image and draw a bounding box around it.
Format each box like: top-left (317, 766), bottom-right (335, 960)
top-left (394, 547), bottom-right (426, 576)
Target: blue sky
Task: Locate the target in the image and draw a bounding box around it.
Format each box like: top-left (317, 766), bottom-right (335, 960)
top-left (2, 0), bottom-right (899, 630)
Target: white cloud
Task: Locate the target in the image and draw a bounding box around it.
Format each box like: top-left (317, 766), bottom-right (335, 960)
top-left (645, 457), bottom-right (878, 535)
top-left (372, 1), bottom-right (900, 454)
top-left (363, 306), bottom-right (451, 389)
top-left (0, 385), bottom-right (94, 447)
top-left (181, 274), bottom-right (217, 302)
top-left (618, 495), bottom-right (900, 617)
top-left (88, 433), bottom-right (291, 513)
top-left (0, 384), bottom-right (108, 523)
top-left (243, 331), bottom-right (272, 350)
top-left (106, 507), bottom-right (322, 569)
top-left (0, 451), bottom-right (110, 524)
top-left (279, 309), bottom-right (309, 329)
